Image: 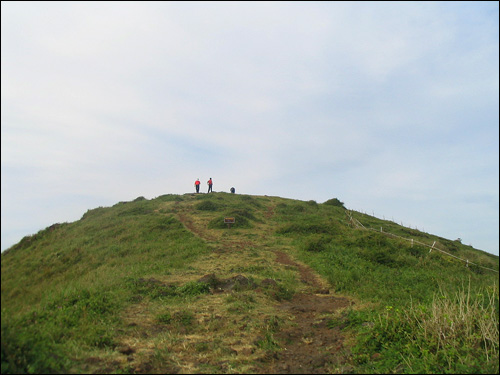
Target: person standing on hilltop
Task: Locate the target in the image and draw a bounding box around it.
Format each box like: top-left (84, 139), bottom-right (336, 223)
top-left (194, 178), bottom-right (200, 193)
top-left (207, 178), bottom-right (213, 193)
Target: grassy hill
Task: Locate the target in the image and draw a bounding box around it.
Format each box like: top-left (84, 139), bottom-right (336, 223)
top-left (1, 192), bottom-right (498, 374)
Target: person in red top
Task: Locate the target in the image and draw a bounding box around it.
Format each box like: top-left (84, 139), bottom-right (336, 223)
top-left (194, 178), bottom-right (200, 193)
top-left (207, 178), bottom-right (213, 193)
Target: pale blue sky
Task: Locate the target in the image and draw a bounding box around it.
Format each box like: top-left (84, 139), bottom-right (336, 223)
top-left (2, 1), bottom-right (499, 256)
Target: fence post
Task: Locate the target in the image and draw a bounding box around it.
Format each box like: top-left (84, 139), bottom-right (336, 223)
top-left (429, 241), bottom-right (436, 253)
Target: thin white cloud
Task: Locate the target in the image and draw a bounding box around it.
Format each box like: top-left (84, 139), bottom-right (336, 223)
top-left (2, 2), bottom-right (498, 255)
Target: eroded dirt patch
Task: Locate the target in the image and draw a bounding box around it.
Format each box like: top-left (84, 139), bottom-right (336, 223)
top-left (269, 294), bottom-right (351, 374)
top-left (274, 250), bottom-right (329, 292)
top-left (256, 251), bottom-right (352, 374)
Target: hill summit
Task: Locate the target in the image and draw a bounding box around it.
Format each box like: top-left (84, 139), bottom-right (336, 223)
top-left (1, 192), bottom-right (498, 374)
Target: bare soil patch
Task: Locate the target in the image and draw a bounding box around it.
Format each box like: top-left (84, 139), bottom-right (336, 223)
top-left (255, 251), bottom-right (352, 373)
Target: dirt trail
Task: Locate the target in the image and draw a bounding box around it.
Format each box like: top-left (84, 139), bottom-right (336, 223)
top-left (264, 251), bottom-right (351, 373)
top-left (177, 212), bottom-right (217, 241)
top-left (175, 206), bottom-right (353, 374)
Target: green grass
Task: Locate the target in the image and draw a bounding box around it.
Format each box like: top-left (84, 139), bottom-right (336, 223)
top-left (1, 193), bottom-right (498, 374)
top-left (338, 283), bottom-right (499, 373)
top-left (1, 195), bottom-right (213, 373)
top-left (271, 200), bottom-right (498, 373)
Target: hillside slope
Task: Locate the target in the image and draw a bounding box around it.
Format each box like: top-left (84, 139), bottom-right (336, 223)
top-left (2, 193), bottom-right (498, 374)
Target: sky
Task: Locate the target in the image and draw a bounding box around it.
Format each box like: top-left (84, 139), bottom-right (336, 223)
top-left (1, 1), bottom-right (499, 256)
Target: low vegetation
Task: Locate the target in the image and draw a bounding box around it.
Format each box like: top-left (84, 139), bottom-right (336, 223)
top-left (1, 192), bottom-right (498, 373)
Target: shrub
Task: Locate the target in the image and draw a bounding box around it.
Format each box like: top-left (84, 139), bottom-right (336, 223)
top-left (276, 222), bottom-right (337, 236)
top-left (126, 278), bottom-right (210, 299)
top-left (275, 202), bottom-right (311, 215)
top-left (239, 195), bottom-right (263, 207)
top-left (177, 281), bottom-right (210, 296)
top-left (230, 208), bottom-right (258, 221)
top-left (369, 249), bottom-right (395, 266)
top-left (155, 194), bottom-right (184, 202)
top-left (323, 198), bottom-right (345, 208)
top-left (303, 235), bottom-right (332, 252)
top-left (156, 312), bottom-right (172, 324)
top-left (195, 200), bottom-right (219, 211)
top-left (117, 204), bottom-right (152, 216)
top-left (1, 319), bottom-right (69, 374)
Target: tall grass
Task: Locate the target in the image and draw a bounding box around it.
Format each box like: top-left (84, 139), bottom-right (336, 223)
top-left (406, 282), bottom-right (499, 366)
top-left (349, 282), bottom-right (499, 373)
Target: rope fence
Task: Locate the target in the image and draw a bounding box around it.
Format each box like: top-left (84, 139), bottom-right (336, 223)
top-left (345, 211), bottom-right (498, 274)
